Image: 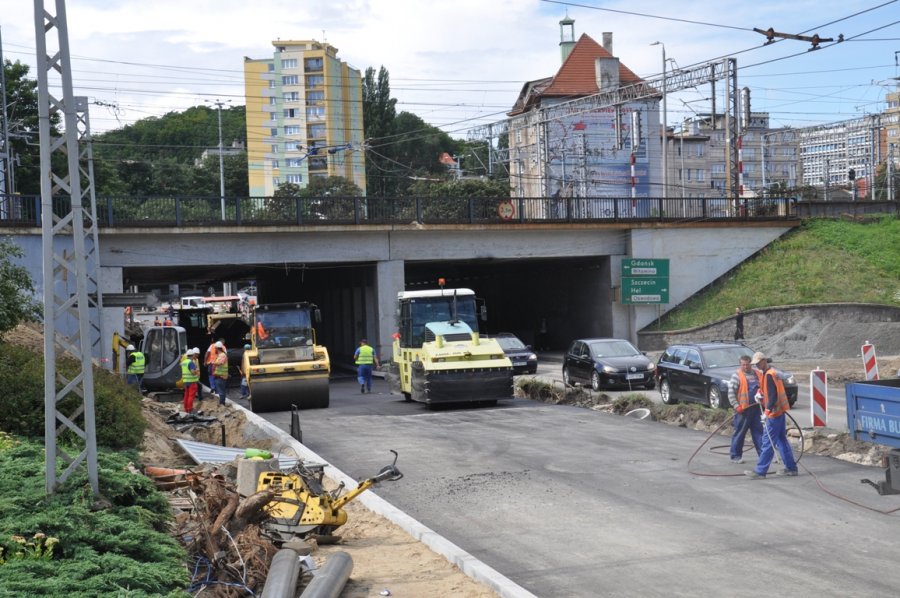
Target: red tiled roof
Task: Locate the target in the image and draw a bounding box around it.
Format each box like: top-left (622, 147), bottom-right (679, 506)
top-left (542, 33), bottom-right (643, 96)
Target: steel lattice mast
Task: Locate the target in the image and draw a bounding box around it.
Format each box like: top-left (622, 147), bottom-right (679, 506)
top-left (34, 0), bottom-right (100, 495)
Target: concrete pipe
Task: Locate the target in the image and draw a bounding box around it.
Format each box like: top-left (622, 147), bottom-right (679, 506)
top-left (261, 549), bottom-right (301, 598)
top-left (300, 551), bottom-right (354, 598)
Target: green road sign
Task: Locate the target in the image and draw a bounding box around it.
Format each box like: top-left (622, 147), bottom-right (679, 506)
top-left (622, 258), bottom-right (669, 277)
top-left (621, 258), bottom-right (669, 304)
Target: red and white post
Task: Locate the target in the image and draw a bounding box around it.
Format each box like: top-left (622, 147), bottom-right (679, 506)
top-left (862, 341), bottom-right (879, 381)
top-left (810, 368), bottom-right (827, 428)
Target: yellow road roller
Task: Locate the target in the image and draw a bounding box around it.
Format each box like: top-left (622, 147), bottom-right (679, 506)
top-left (242, 302), bottom-right (330, 412)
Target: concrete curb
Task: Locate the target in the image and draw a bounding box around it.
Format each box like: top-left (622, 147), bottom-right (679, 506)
top-left (238, 404), bottom-right (539, 598)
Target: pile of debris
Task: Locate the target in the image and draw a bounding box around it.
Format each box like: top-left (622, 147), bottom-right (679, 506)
top-left (139, 398), bottom-right (407, 597)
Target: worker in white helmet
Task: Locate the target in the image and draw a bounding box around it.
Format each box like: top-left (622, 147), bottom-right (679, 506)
top-left (125, 343), bottom-right (145, 392)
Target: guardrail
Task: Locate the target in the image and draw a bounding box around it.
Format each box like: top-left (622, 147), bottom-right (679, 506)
top-left (0, 194), bottom-right (799, 228)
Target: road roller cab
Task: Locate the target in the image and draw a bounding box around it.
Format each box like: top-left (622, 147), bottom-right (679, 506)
top-left (242, 302), bottom-right (330, 412)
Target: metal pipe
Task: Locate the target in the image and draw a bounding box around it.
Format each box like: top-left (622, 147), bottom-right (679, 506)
top-left (261, 549), bottom-right (302, 598)
top-left (300, 551), bottom-right (353, 598)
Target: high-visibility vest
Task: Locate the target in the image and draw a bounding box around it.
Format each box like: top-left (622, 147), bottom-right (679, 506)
top-left (355, 344), bottom-right (375, 365)
top-left (761, 368), bottom-right (790, 418)
top-left (127, 351), bottom-right (145, 375)
top-left (256, 322), bottom-right (268, 340)
top-left (205, 344), bottom-right (220, 366)
top-left (214, 354), bottom-right (229, 379)
top-left (181, 356), bottom-right (199, 383)
top-left (735, 369), bottom-right (761, 413)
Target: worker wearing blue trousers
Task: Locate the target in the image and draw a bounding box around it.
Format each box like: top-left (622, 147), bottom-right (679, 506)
top-left (727, 354), bottom-right (763, 464)
top-left (745, 352), bottom-right (798, 479)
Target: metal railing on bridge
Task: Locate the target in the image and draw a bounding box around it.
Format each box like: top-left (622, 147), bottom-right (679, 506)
top-left (0, 194), bottom-right (799, 228)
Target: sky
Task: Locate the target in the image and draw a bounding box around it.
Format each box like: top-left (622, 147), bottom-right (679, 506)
top-left (1, 0), bottom-right (898, 138)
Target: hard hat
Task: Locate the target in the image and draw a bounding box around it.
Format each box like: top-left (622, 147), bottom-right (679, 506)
top-left (215, 341), bottom-right (224, 348)
top-left (191, 347), bottom-right (200, 355)
top-left (244, 344), bottom-right (251, 350)
top-left (126, 344), bottom-right (135, 351)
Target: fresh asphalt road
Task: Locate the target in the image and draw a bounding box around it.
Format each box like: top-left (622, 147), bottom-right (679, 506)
top-left (244, 373), bottom-right (900, 598)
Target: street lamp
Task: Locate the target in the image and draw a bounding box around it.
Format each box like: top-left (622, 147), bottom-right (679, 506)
top-left (206, 98), bottom-right (230, 220)
top-left (651, 41), bottom-right (668, 199)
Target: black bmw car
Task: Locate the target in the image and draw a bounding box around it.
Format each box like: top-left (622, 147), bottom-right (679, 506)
top-left (489, 333), bottom-right (538, 374)
top-left (562, 338), bottom-right (656, 391)
top-left (655, 341), bottom-right (798, 409)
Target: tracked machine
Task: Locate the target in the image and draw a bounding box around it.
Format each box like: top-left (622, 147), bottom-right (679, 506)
top-left (390, 286), bottom-right (514, 407)
top-left (242, 302), bottom-right (330, 412)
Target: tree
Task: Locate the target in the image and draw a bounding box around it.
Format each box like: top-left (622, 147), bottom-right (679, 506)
top-left (0, 238), bottom-right (41, 338)
top-left (2, 60), bottom-right (60, 195)
top-left (362, 66), bottom-right (397, 197)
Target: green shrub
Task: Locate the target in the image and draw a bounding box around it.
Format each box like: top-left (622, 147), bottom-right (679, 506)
top-left (0, 438), bottom-right (188, 597)
top-left (0, 343), bottom-right (145, 449)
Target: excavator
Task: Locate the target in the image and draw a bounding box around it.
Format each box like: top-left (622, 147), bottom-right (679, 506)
top-left (242, 302), bottom-right (330, 412)
top-left (390, 284), bottom-right (514, 407)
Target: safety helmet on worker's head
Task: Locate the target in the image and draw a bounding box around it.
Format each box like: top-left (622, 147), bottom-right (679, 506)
top-left (126, 344), bottom-right (135, 351)
top-left (215, 341), bottom-right (224, 348)
top-left (191, 347), bottom-right (200, 355)
top-left (244, 344), bottom-right (251, 350)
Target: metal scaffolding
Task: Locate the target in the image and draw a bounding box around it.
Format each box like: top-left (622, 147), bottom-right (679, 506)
top-left (34, 0), bottom-right (100, 495)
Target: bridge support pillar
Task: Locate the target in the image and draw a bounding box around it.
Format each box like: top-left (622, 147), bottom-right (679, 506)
top-left (375, 260), bottom-right (404, 361)
top-left (100, 266), bottom-right (124, 370)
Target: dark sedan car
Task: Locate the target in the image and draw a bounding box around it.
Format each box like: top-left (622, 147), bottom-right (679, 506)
top-left (489, 333), bottom-right (538, 374)
top-left (655, 342), bottom-right (798, 409)
top-left (563, 338), bottom-right (656, 391)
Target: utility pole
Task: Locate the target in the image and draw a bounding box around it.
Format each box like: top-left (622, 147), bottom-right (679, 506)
top-left (0, 24), bottom-right (13, 197)
top-left (651, 42), bottom-right (668, 199)
top-left (206, 98), bottom-right (230, 220)
top-left (34, 0), bottom-right (100, 496)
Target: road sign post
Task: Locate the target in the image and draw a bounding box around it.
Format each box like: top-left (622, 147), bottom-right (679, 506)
top-left (621, 259), bottom-right (669, 305)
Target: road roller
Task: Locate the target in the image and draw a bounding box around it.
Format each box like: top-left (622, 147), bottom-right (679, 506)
top-left (390, 285), bottom-right (514, 407)
top-left (242, 302), bottom-right (330, 412)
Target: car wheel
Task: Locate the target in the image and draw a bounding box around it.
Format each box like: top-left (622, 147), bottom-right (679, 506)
top-left (591, 370), bottom-right (601, 392)
top-left (708, 385), bottom-right (724, 409)
top-left (660, 379), bottom-right (676, 405)
top-left (563, 367), bottom-right (572, 386)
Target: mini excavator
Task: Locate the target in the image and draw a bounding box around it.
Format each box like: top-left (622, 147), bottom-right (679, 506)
top-left (257, 450), bottom-right (403, 543)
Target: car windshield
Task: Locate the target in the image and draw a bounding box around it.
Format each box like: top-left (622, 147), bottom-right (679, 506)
top-left (589, 340), bottom-right (639, 358)
top-left (496, 336), bottom-right (526, 350)
top-left (257, 310), bottom-right (313, 348)
top-left (702, 346), bottom-right (754, 368)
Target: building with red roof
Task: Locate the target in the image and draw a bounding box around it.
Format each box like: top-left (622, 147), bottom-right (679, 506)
top-left (507, 18), bottom-right (662, 212)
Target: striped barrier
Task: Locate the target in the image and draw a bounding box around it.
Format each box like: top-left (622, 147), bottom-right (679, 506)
top-left (862, 341), bottom-right (879, 381)
top-left (810, 368), bottom-right (827, 427)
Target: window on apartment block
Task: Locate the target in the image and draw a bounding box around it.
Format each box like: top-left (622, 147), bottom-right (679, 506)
top-left (696, 169), bottom-right (704, 182)
top-left (281, 58), bottom-right (298, 69)
top-left (269, 97), bottom-right (277, 105)
top-left (308, 124), bottom-right (326, 138)
top-left (304, 57), bottom-right (324, 71)
top-left (268, 80), bottom-right (276, 89)
top-left (695, 145), bottom-right (704, 157)
top-left (307, 90), bottom-right (324, 105)
top-left (306, 75), bottom-right (324, 88)
top-left (284, 125), bottom-right (301, 135)
top-left (284, 91), bottom-right (300, 103)
top-left (269, 128), bottom-right (278, 138)
top-left (287, 158), bottom-right (305, 167)
top-left (267, 63), bottom-right (275, 72)
top-left (284, 108), bottom-right (297, 118)
top-left (306, 106), bottom-right (325, 119)
top-left (282, 75), bottom-right (299, 85)
top-left (287, 174), bottom-right (303, 184)
top-left (309, 157), bottom-right (327, 170)
top-left (271, 159), bottom-right (279, 169)
top-left (272, 177), bottom-right (280, 187)
top-left (270, 144), bottom-right (278, 154)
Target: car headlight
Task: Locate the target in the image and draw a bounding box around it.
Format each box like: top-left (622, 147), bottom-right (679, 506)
top-left (785, 374), bottom-right (796, 385)
top-left (528, 353), bottom-right (537, 361)
top-left (602, 365), bottom-right (617, 374)
top-left (646, 362), bottom-right (656, 371)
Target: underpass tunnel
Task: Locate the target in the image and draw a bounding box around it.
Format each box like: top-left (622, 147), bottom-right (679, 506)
top-left (124, 255), bottom-right (614, 370)
top-left (404, 257), bottom-right (612, 351)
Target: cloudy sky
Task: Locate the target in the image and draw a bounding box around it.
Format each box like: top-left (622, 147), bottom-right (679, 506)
top-left (1, 0), bottom-right (898, 135)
